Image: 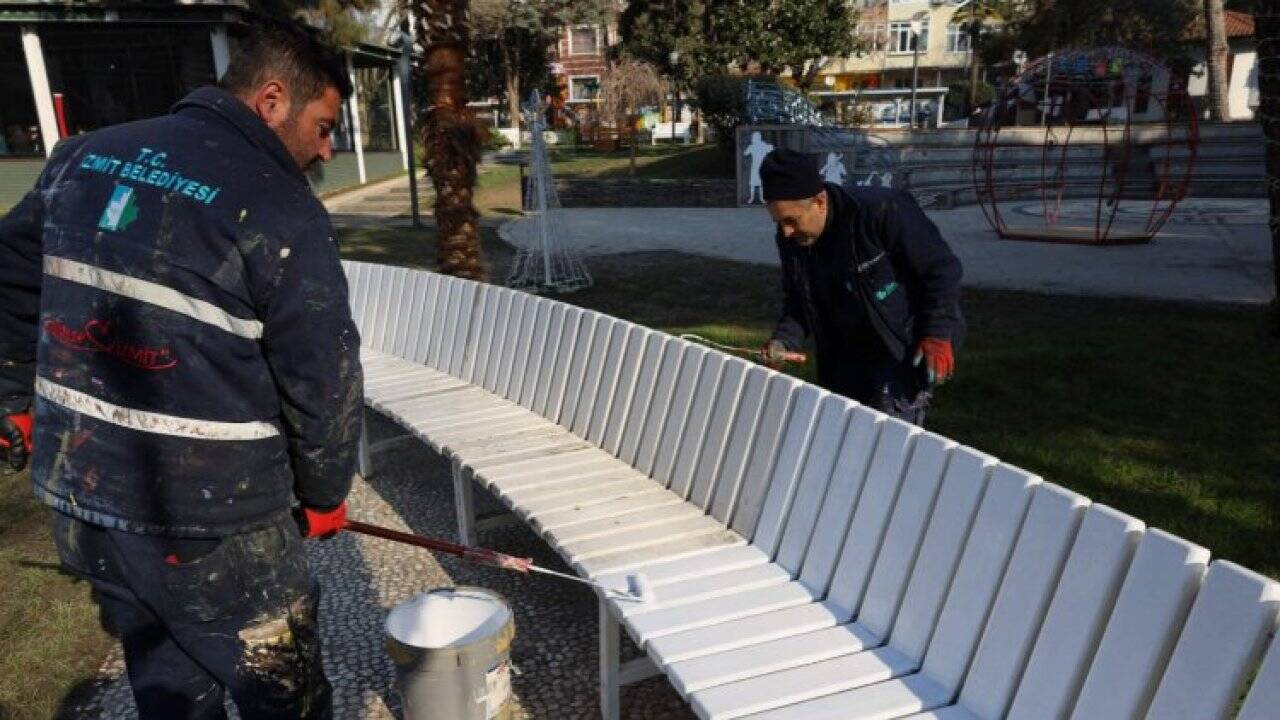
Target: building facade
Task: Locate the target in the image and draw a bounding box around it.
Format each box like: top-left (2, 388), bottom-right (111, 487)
top-left (0, 0), bottom-right (411, 207)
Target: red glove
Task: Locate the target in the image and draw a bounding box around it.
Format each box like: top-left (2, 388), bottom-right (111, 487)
top-left (913, 338), bottom-right (954, 385)
top-left (295, 501), bottom-right (348, 539)
top-left (1, 412), bottom-right (33, 472)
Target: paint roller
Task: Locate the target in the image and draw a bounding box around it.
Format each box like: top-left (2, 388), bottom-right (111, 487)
top-left (343, 520), bottom-right (654, 603)
top-left (679, 334), bottom-right (807, 365)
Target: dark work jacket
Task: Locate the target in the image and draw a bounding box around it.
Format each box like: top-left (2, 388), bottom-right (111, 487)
top-left (0, 86), bottom-right (363, 537)
top-left (773, 183), bottom-right (964, 385)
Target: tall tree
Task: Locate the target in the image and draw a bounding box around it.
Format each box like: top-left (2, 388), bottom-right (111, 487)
top-left (1258, 0), bottom-right (1280, 334)
top-left (258, 0), bottom-right (380, 45)
top-left (1014, 0), bottom-right (1200, 70)
top-left (1203, 0), bottom-right (1233, 120)
top-left (416, 0), bottom-right (489, 280)
top-left (597, 58), bottom-right (668, 174)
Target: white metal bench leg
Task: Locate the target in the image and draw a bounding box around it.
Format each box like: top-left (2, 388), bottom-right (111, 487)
top-left (357, 417), bottom-right (373, 479)
top-left (600, 598), bottom-right (622, 720)
top-left (452, 459), bottom-right (476, 546)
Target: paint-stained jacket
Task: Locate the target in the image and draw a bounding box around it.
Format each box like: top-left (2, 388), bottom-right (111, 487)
top-left (773, 183), bottom-right (964, 382)
top-left (0, 86), bottom-right (363, 537)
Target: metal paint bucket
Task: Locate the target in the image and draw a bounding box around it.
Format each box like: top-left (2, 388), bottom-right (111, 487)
top-left (385, 587), bottom-right (516, 720)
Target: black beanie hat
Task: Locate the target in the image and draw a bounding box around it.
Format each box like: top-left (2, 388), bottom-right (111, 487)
top-left (760, 149), bottom-right (823, 202)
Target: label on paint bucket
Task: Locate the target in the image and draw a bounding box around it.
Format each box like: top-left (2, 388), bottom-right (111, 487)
top-left (484, 660), bottom-right (511, 718)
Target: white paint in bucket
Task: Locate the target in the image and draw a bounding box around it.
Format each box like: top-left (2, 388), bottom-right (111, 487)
top-left (386, 589), bottom-right (512, 649)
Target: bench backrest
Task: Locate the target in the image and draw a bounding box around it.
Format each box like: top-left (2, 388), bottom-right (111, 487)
top-left (343, 261), bottom-right (1280, 718)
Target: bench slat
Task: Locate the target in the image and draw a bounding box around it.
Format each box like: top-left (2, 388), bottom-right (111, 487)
top-left (600, 326), bottom-right (654, 456)
top-left (740, 385), bottom-right (825, 555)
top-left (823, 419), bottom-right (920, 621)
top-left (575, 530), bottom-right (746, 579)
top-left (795, 408), bottom-right (883, 595)
top-left (494, 290), bottom-right (531, 399)
top-left (737, 672), bottom-right (951, 720)
top-left (571, 316), bottom-right (624, 437)
top-left (471, 287), bottom-right (508, 389)
top-left (689, 360), bottom-right (758, 511)
top-left (854, 434), bottom-right (955, 641)
top-left (651, 602), bottom-right (844, 669)
top-left (1069, 529), bottom-right (1210, 720)
top-left (1007, 504), bottom-right (1144, 720)
top-left (387, 270), bottom-right (418, 359)
top-left (557, 312), bottom-right (605, 428)
top-left (1145, 560), bottom-right (1280, 720)
top-left (504, 295), bottom-right (543, 402)
top-left (529, 490), bottom-right (687, 535)
top-left (621, 335), bottom-right (678, 469)
top-left (399, 270), bottom-right (431, 361)
top-left (772, 397), bottom-right (856, 575)
top-left (652, 344), bottom-right (711, 486)
top-left (537, 305), bottom-right (583, 421)
top-left (448, 281), bottom-right (478, 375)
top-left (710, 370), bottom-right (792, 525)
top-left (618, 563), bottom-right (792, 618)
top-left (670, 353), bottom-right (734, 499)
top-left (585, 321), bottom-right (641, 445)
top-left (547, 501), bottom-right (708, 546)
top-left (626, 583), bottom-right (817, 645)
top-left (1239, 628), bottom-right (1280, 720)
top-left (518, 299), bottom-right (557, 409)
top-left (595, 546), bottom-right (771, 593)
top-left (951, 484), bottom-right (1088, 718)
top-left (558, 514), bottom-right (729, 560)
top-left (425, 274), bottom-right (454, 367)
top-left (481, 285), bottom-right (518, 393)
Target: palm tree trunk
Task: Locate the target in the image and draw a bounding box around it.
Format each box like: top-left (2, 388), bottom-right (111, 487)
top-left (1204, 0), bottom-right (1232, 121)
top-left (417, 0), bottom-right (488, 281)
top-left (1258, 0), bottom-right (1280, 333)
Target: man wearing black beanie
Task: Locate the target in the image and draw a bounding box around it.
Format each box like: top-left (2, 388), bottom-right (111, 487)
top-left (760, 148), bottom-right (964, 426)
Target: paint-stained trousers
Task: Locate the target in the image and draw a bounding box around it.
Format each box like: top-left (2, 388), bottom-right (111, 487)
top-left (52, 511), bottom-right (333, 720)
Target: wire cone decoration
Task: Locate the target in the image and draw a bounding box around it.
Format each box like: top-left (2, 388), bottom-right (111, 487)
top-left (506, 91), bottom-right (593, 294)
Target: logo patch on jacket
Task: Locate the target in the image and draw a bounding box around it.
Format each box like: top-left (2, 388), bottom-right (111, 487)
top-left (98, 184), bottom-right (139, 232)
top-left (875, 281), bottom-right (899, 301)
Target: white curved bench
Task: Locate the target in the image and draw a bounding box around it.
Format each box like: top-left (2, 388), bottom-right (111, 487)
top-left (345, 259), bottom-right (1280, 720)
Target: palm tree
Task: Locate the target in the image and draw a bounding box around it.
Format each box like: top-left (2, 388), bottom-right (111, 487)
top-left (416, 0), bottom-right (489, 281)
top-left (1204, 0), bottom-right (1232, 121)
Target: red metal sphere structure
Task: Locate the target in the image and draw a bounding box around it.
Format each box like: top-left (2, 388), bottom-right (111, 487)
top-left (972, 47), bottom-right (1200, 244)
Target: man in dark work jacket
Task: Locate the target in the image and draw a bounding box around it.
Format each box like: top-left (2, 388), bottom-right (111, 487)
top-left (761, 149), bottom-right (964, 426)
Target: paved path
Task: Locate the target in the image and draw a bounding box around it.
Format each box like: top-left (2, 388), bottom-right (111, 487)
top-left (502, 198), bottom-right (1275, 304)
top-left (74, 412), bottom-right (691, 719)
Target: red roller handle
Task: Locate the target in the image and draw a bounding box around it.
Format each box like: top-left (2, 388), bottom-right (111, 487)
top-left (343, 520), bottom-right (533, 572)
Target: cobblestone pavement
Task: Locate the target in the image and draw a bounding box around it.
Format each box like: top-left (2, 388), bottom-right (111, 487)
top-left (73, 411), bottom-right (696, 719)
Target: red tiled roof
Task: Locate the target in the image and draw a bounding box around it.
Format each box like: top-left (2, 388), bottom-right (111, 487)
top-left (1186, 10), bottom-right (1255, 40)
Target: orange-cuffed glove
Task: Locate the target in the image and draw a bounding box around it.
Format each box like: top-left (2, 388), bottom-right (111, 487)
top-left (294, 501), bottom-right (348, 539)
top-left (1, 412), bottom-right (33, 472)
top-left (912, 337), bottom-right (954, 385)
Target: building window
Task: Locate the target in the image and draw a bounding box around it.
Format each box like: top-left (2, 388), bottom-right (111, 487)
top-left (40, 25), bottom-right (216, 135)
top-left (0, 29), bottom-right (42, 156)
top-left (353, 65), bottom-right (399, 152)
top-left (569, 75), bottom-right (600, 101)
top-left (569, 26), bottom-right (598, 56)
top-left (857, 23), bottom-right (887, 52)
top-left (946, 23), bottom-right (971, 53)
top-left (889, 21), bottom-right (928, 54)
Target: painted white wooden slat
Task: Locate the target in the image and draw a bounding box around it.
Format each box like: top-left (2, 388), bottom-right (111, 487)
top-left (772, 396), bottom-right (855, 575)
top-left (651, 344), bottom-right (709, 487)
top-left (690, 360), bottom-right (757, 512)
top-left (529, 491), bottom-right (688, 535)
top-left (625, 583), bottom-right (816, 645)
top-left (538, 305), bottom-right (583, 421)
top-left (357, 263), bottom-right (384, 345)
top-left (617, 334), bottom-right (669, 465)
top-left (1144, 561), bottom-right (1280, 720)
top-left (617, 564), bottom-right (791, 617)
top-left (631, 337), bottom-right (689, 474)
top-left (490, 290), bottom-right (527, 396)
top-left (853, 434), bottom-right (955, 642)
top-left (795, 407), bottom-right (883, 595)
top-left (402, 271), bottom-right (435, 364)
top-left (721, 373), bottom-right (799, 535)
top-left (438, 278), bottom-right (468, 371)
top-left (519, 300), bottom-right (561, 410)
top-left (574, 530), bottom-right (746, 579)
top-left (1007, 504), bottom-right (1144, 720)
top-left (1239, 628), bottom-right (1280, 720)
top-left (371, 266), bottom-right (405, 353)
top-left (361, 264), bottom-right (391, 350)
top-left (952, 484), bottom-right (1089, 718)
top-left (426, 276), bottom-right (457, 368)
top-left (583, 319), bottom-right (635, 444)
top-left (556, 312), bottom-right (603, 427)
top-left (569, 316), bottom-right (621, 437)
top-left (822, 419), bottom-right (920, 620)
top-left (557, 514), bottom-right (728, 560)
top-left (409, 273), bottom-right (443, 365)
top-left (669, 352), bottom-right (731, 499)
top-left (385, 270), bottom-right (416, 358)
top-left (1069, 529), bottom-right (1210, 720)
top-left (464, 285), bottom-right (500, 384)
top-left (738, 673), bottom-right (952, 720)
top-left (601, 327), bottom-right (653, 456)
top-left (595, 546), bottom-right (771, 597)
top-left (458, 283), bottom-right (492, 383)
top-left (740, 385), bottom-right (826, 556)
top-left (650, 603), bottom-right (846, 669)
top-left (546, 502), bottom-right (708, 546)
top-left (401, 270), bottom-right (433, 360)
top-left (446, 280), bottom-right (477, 376)
top-left (912, 464), bottom-right (1042, 698)
top-left (502, 295), bottom-right (541, 401)
top-left (476, 285), bottom-right (509, 389)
